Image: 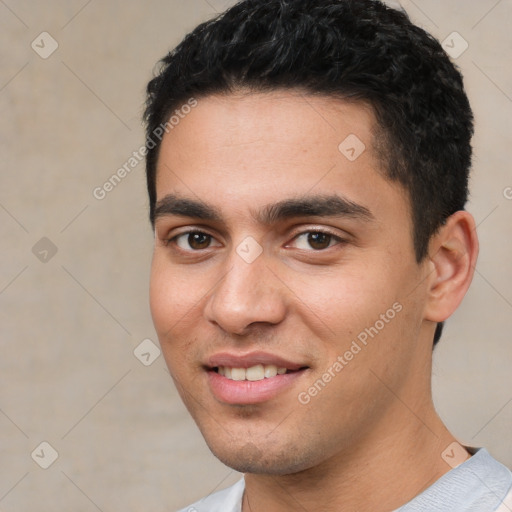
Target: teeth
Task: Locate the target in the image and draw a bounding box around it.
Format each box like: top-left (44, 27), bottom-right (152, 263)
top-left (231, 368), bottom-right (246, 381)
top-left (246, 364), bottom-right (264, 381)
top-left (264, 365), bottom-right (278, 378)
top-left (217, 364), bottom-right (288, 381)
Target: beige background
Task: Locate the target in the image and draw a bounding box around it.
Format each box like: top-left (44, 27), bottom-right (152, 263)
top-left (0, 0), bottom-right (511, 510)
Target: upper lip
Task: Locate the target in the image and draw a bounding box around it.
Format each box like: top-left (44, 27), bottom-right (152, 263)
top-left (206, 351), bottom-right (307, 371)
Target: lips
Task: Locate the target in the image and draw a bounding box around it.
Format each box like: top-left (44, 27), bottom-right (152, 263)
top-left (206, 351), bottom-right (305, 371)
top-left (205, 351), bottom-right (309, 405)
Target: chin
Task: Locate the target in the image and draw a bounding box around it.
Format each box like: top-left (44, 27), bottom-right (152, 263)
top-left (205, 437), bottom-right (316, 475)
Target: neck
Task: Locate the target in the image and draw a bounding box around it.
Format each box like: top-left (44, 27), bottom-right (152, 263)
top-left (242, 400), bottom-right (468, 512)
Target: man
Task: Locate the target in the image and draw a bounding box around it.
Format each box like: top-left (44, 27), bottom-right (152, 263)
top-left (143, 0), bottom-right (512, 510)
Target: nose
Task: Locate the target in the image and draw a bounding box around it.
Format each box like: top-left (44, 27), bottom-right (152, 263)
top-left (203, 249), bottom-right (288, 336)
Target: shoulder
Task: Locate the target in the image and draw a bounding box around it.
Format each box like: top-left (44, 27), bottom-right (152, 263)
top-left (399, 448), bottom-right (512, 512)
top-left (176, 478), bottom-right (245, 512)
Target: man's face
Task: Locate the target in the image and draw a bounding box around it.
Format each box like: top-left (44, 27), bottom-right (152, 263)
top-left (150, 91), bottom-right (432, 474)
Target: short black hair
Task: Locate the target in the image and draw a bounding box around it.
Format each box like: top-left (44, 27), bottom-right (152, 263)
top-left (144, 0), bottom-right (474, 345)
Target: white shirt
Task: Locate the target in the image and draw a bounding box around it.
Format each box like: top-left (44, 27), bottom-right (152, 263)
top-left (177, 448), bottom-right (512, 512)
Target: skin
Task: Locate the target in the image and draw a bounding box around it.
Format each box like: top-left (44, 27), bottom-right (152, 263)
top-left (150, 90), bottom-right (479, 511)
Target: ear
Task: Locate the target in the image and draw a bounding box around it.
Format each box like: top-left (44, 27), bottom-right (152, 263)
top-left (424, 211), bottom-right (479, 323)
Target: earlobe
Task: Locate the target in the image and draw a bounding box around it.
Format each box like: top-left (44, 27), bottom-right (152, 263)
top-left (424, 211), bottom-right (479, 323)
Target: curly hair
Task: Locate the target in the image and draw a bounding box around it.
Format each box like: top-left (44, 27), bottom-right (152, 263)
top-left (144, 0), bottom-right (474, 345)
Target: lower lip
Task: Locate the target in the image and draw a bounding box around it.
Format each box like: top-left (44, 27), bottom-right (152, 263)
top-left (207, 369), bottom-right (307, 405)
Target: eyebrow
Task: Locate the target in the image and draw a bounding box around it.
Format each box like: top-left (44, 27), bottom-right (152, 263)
top-left (153, 193), bottom-right (374, 225)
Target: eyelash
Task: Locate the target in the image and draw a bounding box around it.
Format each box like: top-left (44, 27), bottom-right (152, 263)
top-left (163, 229), bottom-right (218, 250)
top-left (163, 228), bottom-right (345, 252)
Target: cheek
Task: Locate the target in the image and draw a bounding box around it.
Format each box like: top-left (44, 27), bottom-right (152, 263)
top-left (149, 258), bottom-right (196, 347)
top-left (294, 257), bottom-right (420, 377)
top-left (296, 265), bottom-right (397, 332)
top-left (149, 260), bottom-right (173, 334)
top-left (149, 257), bottom-right (212, 373)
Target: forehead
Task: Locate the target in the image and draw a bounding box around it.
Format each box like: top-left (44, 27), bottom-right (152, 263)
top-left (155, 90), bottom-right (409, 227)
top-left (158, 89), bottom-right (378, 170)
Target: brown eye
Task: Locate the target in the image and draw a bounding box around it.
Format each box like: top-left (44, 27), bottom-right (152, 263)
top-left (290, 231), bottom-right (341, 251)
top-left (187, 232), bottom-right (211, 250)
top-left (172, 231), bottom-right (218, 250)
top-left (307, 232), bottom-right (332, 250)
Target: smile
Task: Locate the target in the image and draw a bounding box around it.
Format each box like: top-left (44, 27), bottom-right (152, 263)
top-left (206, 353), bottom-right (309, 405)
top-left (215, 364), bottom-right (288, 381)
